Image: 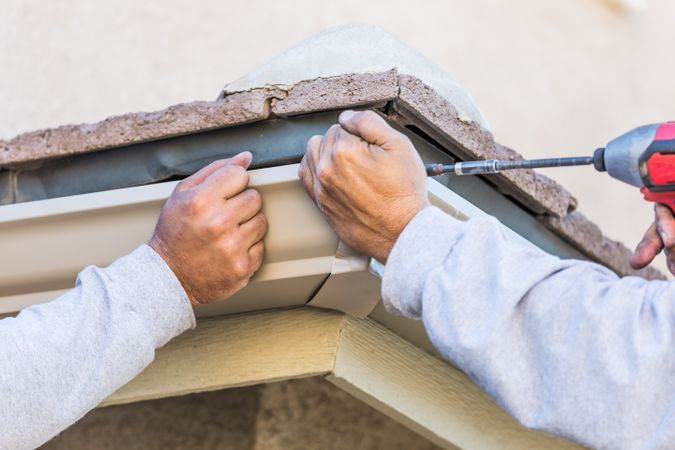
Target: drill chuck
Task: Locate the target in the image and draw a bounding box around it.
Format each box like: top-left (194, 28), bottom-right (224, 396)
top-left (592, 148), bottom-right (606, 172)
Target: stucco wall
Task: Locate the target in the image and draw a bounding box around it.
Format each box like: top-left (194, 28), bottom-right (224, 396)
top-left (3, 0), bottom-right (674, 268)
top-left (41, 378), bottom-right (442, 449)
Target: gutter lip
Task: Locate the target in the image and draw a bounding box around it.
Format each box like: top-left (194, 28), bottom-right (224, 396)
top-left (0, 164), bottom-right (299, 224)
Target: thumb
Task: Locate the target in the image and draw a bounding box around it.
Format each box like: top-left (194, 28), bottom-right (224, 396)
top-left (338, 110), bottom-right (405, 149)
top-left (175, 151), bottom-right (252, 192)
top-left (227, 151), bottom-right (253, 169)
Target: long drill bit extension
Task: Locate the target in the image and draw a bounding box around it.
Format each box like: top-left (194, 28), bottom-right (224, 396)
top-left (425, 156), bottom-right (595, 177)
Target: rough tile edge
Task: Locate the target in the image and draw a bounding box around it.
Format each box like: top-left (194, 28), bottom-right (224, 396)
top-left (1, 72), bottom-right (402, 168)
top-left (0, 88), bottom-right (284, 167)
top-left (271, 70), bottom-right (399, 117)
top-left (545, 211), bottom-right (665, 280)
top-left (395, 74), bottom-right (577, 219)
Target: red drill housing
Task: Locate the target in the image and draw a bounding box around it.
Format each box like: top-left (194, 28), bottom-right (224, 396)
top-left (639, 122), bottom-right (675, 209)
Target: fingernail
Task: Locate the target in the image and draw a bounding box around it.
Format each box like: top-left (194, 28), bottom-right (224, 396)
top-left (230, 151), bottom-right (253, 169)
top-left (339, 110), bottom-right (356, 122)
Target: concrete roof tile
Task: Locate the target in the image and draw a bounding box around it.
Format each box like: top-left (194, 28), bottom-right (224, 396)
top-left (0, 27), bottom-right (661, 280)
top-left (0, 88), bottom-right (281, 167)
top-left (271, 70), bottom-right (399, 117)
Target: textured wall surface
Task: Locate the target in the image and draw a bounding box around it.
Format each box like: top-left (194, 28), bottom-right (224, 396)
top-left (41, 378), bottom-right (441, 449)
top-left (2, 0), bottom-right (674, 268)
top-left (42, 386), bottom-right (260, 449)
top-left (253, 377), bottom-right (442, 450)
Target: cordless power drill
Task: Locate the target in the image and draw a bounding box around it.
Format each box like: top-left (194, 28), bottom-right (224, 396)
top-left (425, 122), bottom-right (675, 210)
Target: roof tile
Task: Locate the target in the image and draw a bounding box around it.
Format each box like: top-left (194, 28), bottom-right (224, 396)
top-left (1, 88), bottom-right (282, 166)
top-left (271, 70), bottom-right (398, 117)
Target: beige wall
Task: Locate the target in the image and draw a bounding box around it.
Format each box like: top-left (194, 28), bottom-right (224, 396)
top-left (41, 377), bottom-right (442, 449)
top-left (3, 0), bottom-right (675, 269)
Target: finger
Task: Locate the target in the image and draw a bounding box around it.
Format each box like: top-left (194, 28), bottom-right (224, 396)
top-left (306, 135), bottom-right (322, 174)
top-left (240, 212), bottom-right (267, 247)
top-left (655, 204), bottom-right (675, 247)
top-left (319, 124), bottom-right (340, 169)
top-left (333, 126), bottom-right (365, 161)
top-left (248, 240), bottom-right (265, 273)
top-left (176, 160), bottom-right (228, 192)
top-left (227, 188), bottom-right (263, 224)
top-left (305, 135), bottom-right (323, 201)
top-left (630, 223), bottom-right (663, 269)
top-left (298, 153), bottom-right (316, 201)
top-left (199, 164), bottom-right (249, 199)
top-left (228, 151), bottom-right (253, 169)
top-left (177, 151), bottom-right (252, 191)
top-left (338, 110), bottom-right (406, 149)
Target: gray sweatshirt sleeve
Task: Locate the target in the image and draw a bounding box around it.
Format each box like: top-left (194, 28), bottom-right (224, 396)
top-left (382, 206), bottom-right (675, 450)
top-left (0, 244), bottom-right (196, 450)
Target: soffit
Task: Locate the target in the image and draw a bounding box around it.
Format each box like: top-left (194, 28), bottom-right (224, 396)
top-left (102, 307), bottom-right (585, 450)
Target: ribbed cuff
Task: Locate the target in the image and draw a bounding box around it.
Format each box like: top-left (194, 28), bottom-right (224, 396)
top-left (105, 245), bottom-right (196, 348)
top-left (382, 206), bottom-right (465, 319)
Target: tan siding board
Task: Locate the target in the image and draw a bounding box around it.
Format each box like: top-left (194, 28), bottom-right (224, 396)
top-left (103, 308), bottom-right (344, 407)
top-left (327, 316), bottom-right (585, 450)
top-left (99, 307), bottom-right (583, 449)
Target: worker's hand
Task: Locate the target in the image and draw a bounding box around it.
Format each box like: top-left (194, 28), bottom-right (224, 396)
top-left (149, 152), bottom-right (267, 306)
top-left (298, 110), bottom-right (430, 263)
top-left (630, 204), bottom-right (675, 275)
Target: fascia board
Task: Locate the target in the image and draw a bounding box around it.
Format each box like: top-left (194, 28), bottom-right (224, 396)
top-left (102, 307), bottom-right (583, 449)
top-left (328, 314), bottom-right (584, 450)
top-left (104, 308), bottom-right (345, 406)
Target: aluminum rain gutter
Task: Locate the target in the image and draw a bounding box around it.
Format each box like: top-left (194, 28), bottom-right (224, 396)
top-left (0, 160), bottom-right (564, 310)
top-left (0, 164), bottom-right (383, 317)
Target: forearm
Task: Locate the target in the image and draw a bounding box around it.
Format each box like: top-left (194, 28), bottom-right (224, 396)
top-left (0, 245), bottom-right (195, 450)
top-left (383, 207), bottom-right (675, 449)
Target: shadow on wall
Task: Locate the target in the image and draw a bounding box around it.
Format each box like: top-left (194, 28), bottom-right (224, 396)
top-left (41, 377), bottom-right (442, 450)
